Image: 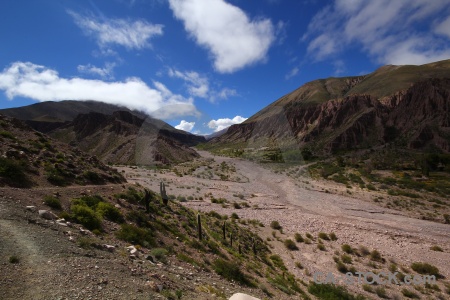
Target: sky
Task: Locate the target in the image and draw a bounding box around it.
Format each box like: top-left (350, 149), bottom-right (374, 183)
top-left (1, 0), bottom-right (450, 135)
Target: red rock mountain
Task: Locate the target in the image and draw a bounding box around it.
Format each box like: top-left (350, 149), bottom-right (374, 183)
top-left (209, 60), bottom-right (450, 154)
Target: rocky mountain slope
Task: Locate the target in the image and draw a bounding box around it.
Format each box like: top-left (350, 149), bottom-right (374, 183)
top-left (209, 60), bottom-right (450, 155)
top-left (0, 114), bottom-right (125, 187)
top-left (0, 100), bottom-right (206, 165)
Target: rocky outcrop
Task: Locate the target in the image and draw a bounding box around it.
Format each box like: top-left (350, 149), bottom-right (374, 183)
top-left (210, 76), bottom-right (450, 154)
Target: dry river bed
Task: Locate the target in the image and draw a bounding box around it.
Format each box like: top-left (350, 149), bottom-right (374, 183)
top-left (118, 150), bottom-right (450, 299)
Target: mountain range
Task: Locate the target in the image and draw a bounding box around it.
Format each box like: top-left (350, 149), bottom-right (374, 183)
top-left (209, 59), bottom-right (450, 156)
top-left (0, 100), bottom-right (205, 165)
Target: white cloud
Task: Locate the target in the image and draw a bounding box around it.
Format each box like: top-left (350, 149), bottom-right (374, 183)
top-left (168, 68), bottom-right (237, 102)
top-left (303, 0), bottom-right (450, 65)
top-left (69, 11), bottom-right (163, 50)
top-left (168, 0), bottom-right (276, 73)
top-left (0, 61), bottom-right (199, 119)
top-left (77, 62), bottom-right (116, 79)
top-left (285, 67), bottom-right (299, 79)
top-left (208, 115), bottom-right (247, 132)
top-left (175, 120), bottom-right (195, 132)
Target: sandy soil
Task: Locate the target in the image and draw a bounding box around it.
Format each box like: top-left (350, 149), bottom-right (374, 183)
top-left (121, 150), bottom-right (450, 299)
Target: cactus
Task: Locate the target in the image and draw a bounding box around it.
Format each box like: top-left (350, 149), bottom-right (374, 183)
top-left (160, 182), bottom-right (168, 206)
top-left (252, 238), bottom-right (257, 255)
top-left (238, 243), bottom-right (242, 254)
top-left (143, 189), bottom-right (151, 213)
top-left (197, 213), bottom-right (202, 240)
top-left (230, 233), bottom-right (233, 247)
top-left (222, 221), bottom-right (226, 240)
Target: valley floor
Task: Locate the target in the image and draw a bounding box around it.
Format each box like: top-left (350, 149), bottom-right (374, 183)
top-left (121, 150), bottom-right (450, 300)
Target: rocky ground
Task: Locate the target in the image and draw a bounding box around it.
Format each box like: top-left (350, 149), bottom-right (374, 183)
top-left (121, 150), bottom-right (450, 300)
top-left (0, 185), bottom-right (269, 300)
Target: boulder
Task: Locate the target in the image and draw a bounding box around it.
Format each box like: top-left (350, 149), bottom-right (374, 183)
top-left (229, 293), bottom-right (260, 300)
top-left (38, 210), bottom-right (57, 220)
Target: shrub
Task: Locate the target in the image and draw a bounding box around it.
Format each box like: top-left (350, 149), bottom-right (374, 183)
top-left (318, 232), bottom-right (330, 240)
top-left (295, 261), bottom-right (303, 269)
top-left (308, 282), bottom-right (365, 300)
top-left (358, 245), bottom-right (370, 256)
top-left (401, 288), bottom-right (419, 299)
top-left (231, 212), bottom-right (239, 219)
top-left (151, 248), bottom-right (168, 263)
top-left (9, 256), bottom-right (19, 264)
top-left (329, 232), bottom-right (337, 241)
top-left (233, 202), bottom-right (242, 209)
top-left (370, 250), bottom-right (384, 262)
top-left (44, 195), bottom-right (62, 210)
top-left (284, 239), bottom-right (298, 250)
top-left (430, 245), bottom-right (443, 252)
top-left (336, 261), bottom-right (348, 273)
top-left (306, 233), bottom-right (314, 240)
top-left (375, 287), bottom-right (388, 298)
top-left (341, 244), bottom-right (353, 254)
top-left (341, 254), bottom-right (352, 264)
top-left (410, 262), bottom-right (440, 277)
top-left (317, 244), bottom-right (326, 251)
top-left (270, 254), bottom-right (287, 271)
top-left (270, 221), bottom-right (282, 230)
top-left (96, 202), bottom-right (124, 223)
top-left (116, 224), bottom-right (155, 247)
top-left (83, 170), bottom-right (104, 184)
top-left (0, 157), bottom-right (32, 187)
top-left (213, 258), bottom-right (254, 287)
top-left (294, 233), bottom-right (304, 243)
top-left (70, 204), bottom-right (102, 231)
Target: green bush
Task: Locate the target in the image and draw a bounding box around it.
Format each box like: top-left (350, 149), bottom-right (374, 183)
top-left (318, 232), bottom-right (330, 240)
top-left (410, 262), bottom-right (440, 277)
top-left (83, 170), bottom-right (104, 184)
top-left (116, 224), bottom-right (155, 247)
top-left (0, 157), bottom-right (32, 187)
top-left (401, 288), bottom-right (419, 299)
top-left (308, 282), bottom-right (365, 300)
top-left (44, 195), bottom-right (62, 210)
top-left (213, 258), bottom-right (254, 287)
top-left (70, 204), bottom-right (102, 231)
top-left (329, 232), bottom-right (337, 241)
top-left (370, 250), bottom-right (384, 262)
top-left (317, 244), bottom-right (326, 251)
top-left (270, 220), bottom-right (282, 230)
top-left (341, 254), bottom-right (352, 264)
top-left (294, 233), bottom-right (304, 243)
top-left (9, 255), bottom-right (19, 264)
top-left (341, 244), bottom-right (353, 254)
top-left (430, 245), bottom-right (443, 252)
top-left (96, 202), bottom-right (124, 223)
top-left (150, 248), bottom-right (168, 263)
top-left (284, 239), bottom-right (298, 250)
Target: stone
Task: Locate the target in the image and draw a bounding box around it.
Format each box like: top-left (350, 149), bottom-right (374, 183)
top-left (103, 244), bottom-right (116, 252)
top-left (39, 209), bottom-right (57, 220)
top-left (26, 206), bottom-right (36, 211)
top-left (229, 293), bottom-right (260, 300)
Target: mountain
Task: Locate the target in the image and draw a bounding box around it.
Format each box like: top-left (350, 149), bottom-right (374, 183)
top-left (0, 114), bottom-right (125, 187)
top-left (208, 59), bottom-right (450, 155)
top-left (0, 100), bottom-right (206, 165)
top-left (50, 110), bottom-right (202, 165)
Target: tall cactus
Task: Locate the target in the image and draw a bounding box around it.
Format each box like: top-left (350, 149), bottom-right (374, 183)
top-left (252, 238), bottom-right (257, 255)
top-left (160, 182), bottom-right (168, 206)
top-left (222, 221), bottom-right (226, 240)
top-left (230, 233), bottom-right (233, 247)
top-left (143, 188), bottom-right (151, 213)
top-left (238, 243), bottom-right (242, 254)
top-left (197, 213), bottom-right (202, 240)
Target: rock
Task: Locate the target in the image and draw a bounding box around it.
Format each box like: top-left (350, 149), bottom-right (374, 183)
top-left (26, 206), bottom-right (36, 211)
top-left (146, 255), bottom-right (155, 263)
top-left (80, 228), bottom-right (91, 235)
top-left (103, 244), bottom-right (116, 252)
top-left (38, 209), bottom-right (57, 220)
top-left (229, 293), bottom-right (261, 300)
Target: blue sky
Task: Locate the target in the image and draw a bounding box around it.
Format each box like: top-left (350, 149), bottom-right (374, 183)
top-left (1, 0), bottom-right (450, 134)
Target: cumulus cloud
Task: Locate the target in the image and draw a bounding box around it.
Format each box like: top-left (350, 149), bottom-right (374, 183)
top-left (77, 62), bottom-right (116, 79)
top-left (175, 120), bottom-right (195, 132)
top-left (168, 0), bottom-right (276, 73)
top-left (208, 116), bottom-right (247, 132)
top-left (303, 0), bottom-right (450, 65)
top-left (168, 68), bottom-right (237, 102)
top-left (69, 10), bottom-right (163, 50)
top-left (0, 61), bottom-right (199, 119)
